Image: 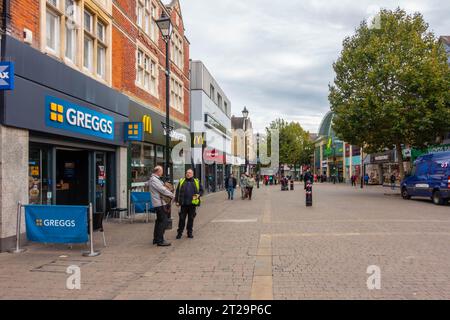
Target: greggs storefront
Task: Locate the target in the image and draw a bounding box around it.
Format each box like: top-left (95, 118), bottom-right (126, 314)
top-left (0, 36), bottom-right (129, 251)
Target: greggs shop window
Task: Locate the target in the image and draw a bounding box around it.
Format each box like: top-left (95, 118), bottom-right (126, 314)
top-left (131, 142), bottom-right (155, 191)
top-left (29, 146), bottom-right (52, 205)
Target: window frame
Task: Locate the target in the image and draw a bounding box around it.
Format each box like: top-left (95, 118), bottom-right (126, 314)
top-left (42, 0), bottom-right (110, 83)
top-left (135, 46), bottom-right (159, 97)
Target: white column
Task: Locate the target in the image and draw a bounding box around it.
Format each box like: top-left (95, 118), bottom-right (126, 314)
top-left (116, 146), bottom-right (128, 209)
top-left (0, 126), bottom-right (29, 252)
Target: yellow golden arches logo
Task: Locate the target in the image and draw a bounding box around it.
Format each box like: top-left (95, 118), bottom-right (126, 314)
top-left (193, 134), bottom-right (204, 146)
top-left (142, 115), bottom-right (152, 134)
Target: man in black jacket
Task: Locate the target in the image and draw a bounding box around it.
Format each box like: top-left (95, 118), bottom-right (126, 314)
top-left (225, 173), bottom-right (237, 200)
top-left (304, 169), bottom-right (313, 190)
top-left (175, 169), bottom-right (204, 239)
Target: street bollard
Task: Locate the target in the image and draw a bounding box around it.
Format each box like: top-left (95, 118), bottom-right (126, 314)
top-left (9, 202), bottom-right (26, 254)
top-left (306, 181), bottom-right (313, 207)
top-left (83, 203), bottom-right (101, 257)
top-left (290, 180), bottom-right (294, 191)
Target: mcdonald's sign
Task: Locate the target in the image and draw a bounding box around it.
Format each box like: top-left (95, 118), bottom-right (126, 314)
top-left (142, 115), bottom-right (153, 134)
top-left (192, 133), bottom-right (205, 147)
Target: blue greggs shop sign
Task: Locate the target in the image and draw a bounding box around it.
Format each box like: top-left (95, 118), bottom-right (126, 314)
top-left (45, 96), bottom-right (115, 140)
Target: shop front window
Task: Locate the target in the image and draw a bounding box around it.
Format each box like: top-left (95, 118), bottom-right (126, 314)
top-left (29, 147), bottom-right (52, 205)
top-left (131, 142), bottom-right (155, 191)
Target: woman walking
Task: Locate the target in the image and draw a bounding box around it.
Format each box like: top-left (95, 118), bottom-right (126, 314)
top-left (247, 174), bottom-right (256, 200)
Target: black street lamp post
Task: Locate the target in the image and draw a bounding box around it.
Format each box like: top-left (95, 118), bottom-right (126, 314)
top-left (256, 133), bottom-right (260, 188)
top-left (156, 11), bottom-right (173, 182)
top-left (242, 107), bottom-right (249, 174)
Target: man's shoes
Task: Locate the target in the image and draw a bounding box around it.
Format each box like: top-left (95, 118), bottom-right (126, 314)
top-left (188, 234), bottom-right (194, 239)
top-left (176, 234), bottom-right (182, 240)
top-left (157, 241), bottom-right (172, 247)
top-left (153, 240), bottom-right (158, 245)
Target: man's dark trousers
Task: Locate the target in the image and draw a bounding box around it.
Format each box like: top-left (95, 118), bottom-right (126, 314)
top-left (178, 205), bottom-right (196, 236)
top-left (154, 206), bottom-right (168, 244)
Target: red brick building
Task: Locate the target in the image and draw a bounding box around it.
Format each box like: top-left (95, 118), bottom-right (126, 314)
top-left (112, 0), bottom-right (191, 188)
top-left (113, 0), bottom-right (190, 126)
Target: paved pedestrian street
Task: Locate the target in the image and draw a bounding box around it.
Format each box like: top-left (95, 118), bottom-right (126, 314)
top-left (0, 184), bottom-right (449, 300)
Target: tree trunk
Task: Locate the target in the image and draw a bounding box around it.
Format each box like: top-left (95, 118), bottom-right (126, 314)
top-left (396, 143), bottom-right (405, 181)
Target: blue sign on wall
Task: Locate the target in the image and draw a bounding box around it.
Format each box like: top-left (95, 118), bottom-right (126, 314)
top-left (45, 96), bottom-right (115, 140)
top-left (0, 62), bottom-right (14, 90)
top-left (125, 122), bottom-right (143, 141)
top-left (25, 205), bottom-right (88, 244)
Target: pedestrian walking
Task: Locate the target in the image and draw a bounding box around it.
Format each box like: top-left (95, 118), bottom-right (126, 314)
top-left (390, 173), bottom-right (397, 190)
top-left (247, 174), bottom-right (256, 200)
top-left (148, 166), bottom-right (175, 247)
top-left (240, 173), bottom-right (248, 199)
top-left (175, 169), bottom-right (204, 239)
top-left (365, 173), bottom-right (370, 186)
top-left (225, 173), bottom-right (237, 200)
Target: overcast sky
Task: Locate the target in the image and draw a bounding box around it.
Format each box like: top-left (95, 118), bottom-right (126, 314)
top-left (180, 0), bottom-right (450, 134)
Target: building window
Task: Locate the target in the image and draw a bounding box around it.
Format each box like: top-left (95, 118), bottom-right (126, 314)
top-left (218, 94), bottom-right (223, 108)
top-left (83, 9), bottom-right (108, 79)
top-left (210, 85), bottom-right (215, 101)
top-left (45, 0), bottom-right (63, 54)
top-left (96, 21), bottom-right (107, 78)
top-left (137, 0), bottom-right (158, 42)
top-left (171, 32), bottom-right (183, 68)
top-left (136, 48), bottom-right (158, 96)
top-left (43, 0), bottom-right (109, 81)
top-left (224, 101), bottom-right (228, 114)
top-left (65, 0), bottom-right (79, 63)
top-left (170, 78), bottom-right (183, 113)
top-left (83, 35), bottom-right (94, 71)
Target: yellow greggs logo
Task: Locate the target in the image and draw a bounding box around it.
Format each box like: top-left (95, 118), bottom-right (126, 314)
top-left (127, 123), bottom-right (140, 136)
top-left (142, 115), bottom-right (152, 134)
top-left (50, 103), bottom-right (64, 123)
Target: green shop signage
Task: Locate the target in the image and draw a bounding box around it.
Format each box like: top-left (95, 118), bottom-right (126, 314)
top-left (411, 144), bottom-right (450, 162)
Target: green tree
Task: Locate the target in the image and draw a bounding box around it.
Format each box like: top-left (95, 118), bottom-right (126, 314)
top-left (329, 8), bottom-right (450, 179)
top-left (266, 119), bottom-right (314, 170)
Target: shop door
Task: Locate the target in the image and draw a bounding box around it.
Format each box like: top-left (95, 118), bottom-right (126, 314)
top-left (94, 152), bottom-right (107, 214)
top-left (29, 146), bottom-right (53, 205)
top-left (56, 149), bottom-right (89, 206)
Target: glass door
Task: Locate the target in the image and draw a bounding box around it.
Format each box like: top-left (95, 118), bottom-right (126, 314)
top-left (29, 145), bottom-right (53, 205)
top-left (95, 152), bottom-right (107, 214)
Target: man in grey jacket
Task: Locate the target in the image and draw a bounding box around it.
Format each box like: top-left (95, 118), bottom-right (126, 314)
top-left (148, 166), bottom-right (175, 247)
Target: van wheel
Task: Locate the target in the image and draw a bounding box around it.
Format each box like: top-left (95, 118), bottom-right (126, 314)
top-left (432, 191), bottom-right (445, 206)
top-left (401, 188), bottom-right (411, 200)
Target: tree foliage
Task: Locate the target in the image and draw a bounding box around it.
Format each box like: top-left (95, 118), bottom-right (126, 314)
top-left (266, 119), bottom-right (314, 166)
top-left (329, 8), bottom-right (450, 178)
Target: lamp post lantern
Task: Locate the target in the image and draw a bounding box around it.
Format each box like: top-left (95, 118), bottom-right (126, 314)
top-left (156, 11), bottom-right (173, 182)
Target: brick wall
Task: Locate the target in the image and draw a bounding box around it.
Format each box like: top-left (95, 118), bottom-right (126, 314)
top-left (9, 0), bottom-right (40, 48)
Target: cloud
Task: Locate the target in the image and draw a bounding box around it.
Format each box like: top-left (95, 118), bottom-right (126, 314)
top-left (181, 0), bottom-right (450, 133)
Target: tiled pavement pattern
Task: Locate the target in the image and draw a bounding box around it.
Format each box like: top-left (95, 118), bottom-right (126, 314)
top-left (0, 184), bottom-right (449, 299)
